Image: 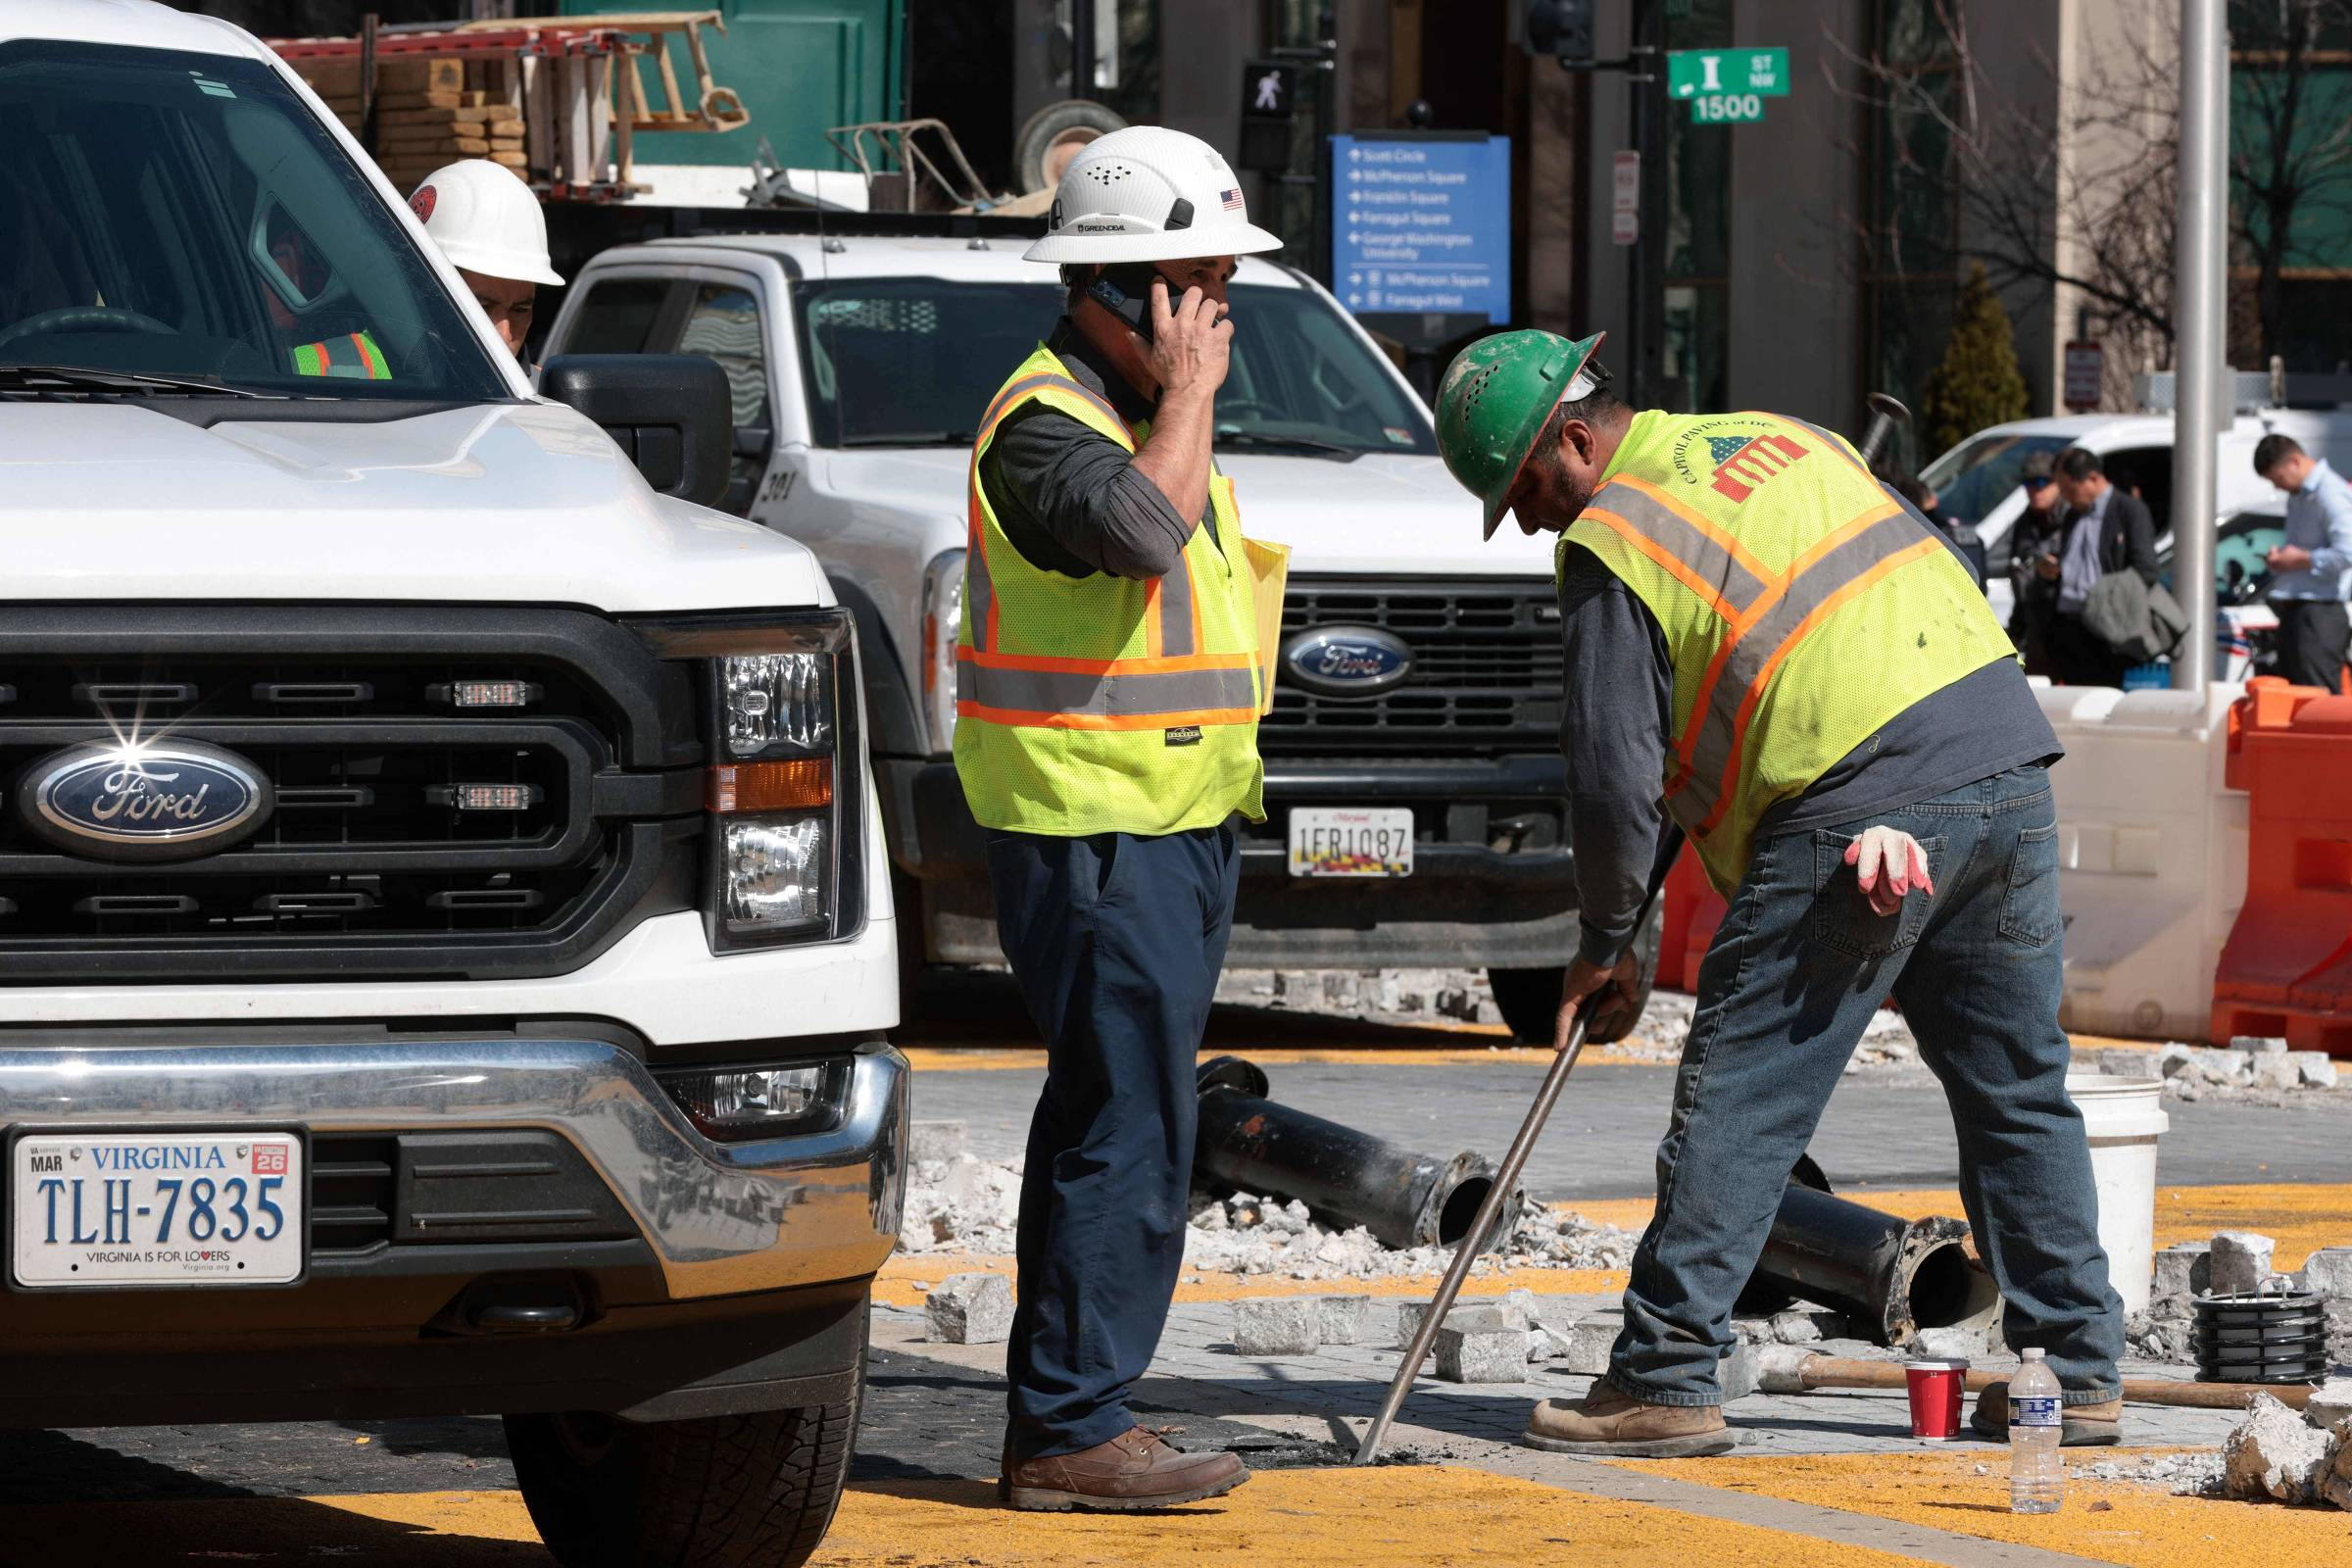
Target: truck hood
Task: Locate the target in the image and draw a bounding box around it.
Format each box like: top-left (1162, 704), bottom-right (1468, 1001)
top-left (822, 448), bottom-right (1560, 576)
top-left (0, 401), bottom-right (827, 612)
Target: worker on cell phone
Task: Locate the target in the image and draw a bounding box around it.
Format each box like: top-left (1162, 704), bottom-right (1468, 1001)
top-left (1432, 329), bottom-right (2125, 1457)
top-left (956, 125), bottom-right (1273, 1512)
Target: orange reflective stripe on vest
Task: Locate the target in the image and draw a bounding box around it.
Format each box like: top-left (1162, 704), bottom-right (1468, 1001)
top-left (955, 647), bottom-right (1258, 728)
top-left (1669, 504), bottom-right (1945, 833)
top-left (959, 369), bottom-right (1197, 677)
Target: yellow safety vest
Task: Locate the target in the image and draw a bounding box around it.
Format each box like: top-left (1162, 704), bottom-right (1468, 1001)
top-left (1563, 410), bottom-right (2017, 893)
top-left (954, 344), bottom-right (1265, 837)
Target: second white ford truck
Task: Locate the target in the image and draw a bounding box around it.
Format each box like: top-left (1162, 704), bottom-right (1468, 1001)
top-left (549, 225), bottom-right (1662, 1040)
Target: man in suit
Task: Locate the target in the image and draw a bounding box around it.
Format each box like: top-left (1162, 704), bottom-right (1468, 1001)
top-left (2034, 447), bottom-right (2158, 685)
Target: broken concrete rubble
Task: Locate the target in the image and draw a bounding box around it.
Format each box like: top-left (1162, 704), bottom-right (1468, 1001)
top-left (2209, 1231), bottom-right (2278, 1297)
top-left (2221, 1393), bottom-right (2334, 1505)
top-left (1434, 1322), bottom-right (1526, 1383)
top-left (1314, 1294), bottom-right (1372, 1347)
top-left (1232, 1297), bottom-right (1321, 1356)
top-left (924, 1272), bottom-right (1014, 1346)
top-left (2152, 1242), bottom-right (2212, 1299)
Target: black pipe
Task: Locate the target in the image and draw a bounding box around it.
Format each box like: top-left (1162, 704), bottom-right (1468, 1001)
top-left (1196, 1057), bottom-right (1996, 1346)
top-left (1194, 1056), bottom-right (1501, 1250)
top-left (1745, 1169), bottom-right (2000, 1348)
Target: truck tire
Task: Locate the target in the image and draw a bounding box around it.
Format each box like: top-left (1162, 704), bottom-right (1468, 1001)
top-left (1488, 900), bottom-right (1665, 1047)
top-left (505, 1349), bottom-right (865, 1568)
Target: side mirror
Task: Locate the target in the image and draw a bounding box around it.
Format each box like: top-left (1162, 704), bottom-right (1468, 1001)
top-left (540, 354), bottom-right (731, 510)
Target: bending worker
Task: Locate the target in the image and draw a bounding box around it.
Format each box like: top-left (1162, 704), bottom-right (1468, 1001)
top-left (407, 159), bottom-right (564, 366)
top-left (956, 125), bottom-right (1275, 1511)
top-left (1434, 329), bottom-right (2124, 1457)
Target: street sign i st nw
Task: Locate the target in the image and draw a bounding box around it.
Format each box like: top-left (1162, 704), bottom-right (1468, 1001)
top-left (1330, 133), bottom-right (1512, 325)
top-left (1667, 47), bottom-right (1789, 99)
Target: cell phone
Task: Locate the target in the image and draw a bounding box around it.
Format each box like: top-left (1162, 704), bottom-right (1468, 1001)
top-left (1084, 264), bottom-right (1164, 342)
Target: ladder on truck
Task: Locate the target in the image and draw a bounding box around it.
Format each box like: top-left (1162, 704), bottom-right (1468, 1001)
top-left (270, 11), bottom-right (748, 204)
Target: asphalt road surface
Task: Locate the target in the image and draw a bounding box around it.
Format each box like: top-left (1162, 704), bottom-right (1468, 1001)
top-left (901, 983), bottom-right (2352, 1200)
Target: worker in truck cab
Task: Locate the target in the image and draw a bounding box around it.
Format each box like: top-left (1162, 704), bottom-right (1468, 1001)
top-left (957, 124), bottom-right (1275, 1512)
top-left (405, 158), bottom-right (564, 369)
top-left (1433, 328), bottom-right (2125, 1457)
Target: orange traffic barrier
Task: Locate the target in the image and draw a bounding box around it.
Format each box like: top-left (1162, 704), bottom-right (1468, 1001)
top-left (1658, 841), bottom-right (1728, 993)
top-left (2209, 676), bottom-right (2352, 1056)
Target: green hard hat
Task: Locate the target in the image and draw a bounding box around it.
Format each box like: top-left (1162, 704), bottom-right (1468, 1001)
top-left (1436, 328), bottom-right (1608, 538)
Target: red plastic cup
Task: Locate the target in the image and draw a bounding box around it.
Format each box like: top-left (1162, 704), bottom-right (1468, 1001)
top-left (1905, 1359), bottom-right (1968, 1440)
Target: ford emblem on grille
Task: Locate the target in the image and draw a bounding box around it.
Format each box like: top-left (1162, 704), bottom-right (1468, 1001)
top-left (18, 740), bottom-right (273, 861)
top-left (1281, 625), bottom-right (1413, 696)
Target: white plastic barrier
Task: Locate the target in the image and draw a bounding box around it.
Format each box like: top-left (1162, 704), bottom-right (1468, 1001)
top-left (2066, 1074), bottom-right (2170, 1314)
top-left (2035, 683), bottom-right (2246, 1041)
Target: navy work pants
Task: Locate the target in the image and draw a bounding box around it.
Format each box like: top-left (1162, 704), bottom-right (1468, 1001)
top-left (987, 823), bottom-right (1240, 1460)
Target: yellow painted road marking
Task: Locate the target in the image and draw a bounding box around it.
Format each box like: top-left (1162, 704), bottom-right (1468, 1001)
top-left (818, 1466), bottom-right (1926, 1567)
top-left (877, 1254), bottom-right (1628, 1307)
top-left (886, 1182), bottom-right (2352, 1309)
top-left (1608, 1448), bottom-right (2351, 1568)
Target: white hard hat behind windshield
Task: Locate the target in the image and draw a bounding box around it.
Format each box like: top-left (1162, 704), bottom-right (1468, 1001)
top-left (408, 159), bottom-right (564, 288)
top-left (1022, 125), bottom-right (1283, 265)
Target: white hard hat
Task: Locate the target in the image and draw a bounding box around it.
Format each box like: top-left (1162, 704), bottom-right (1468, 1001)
top-left (1022, 125), bottom-right (1282, 266)
top-left (408, 160), bottom-right (564, 288)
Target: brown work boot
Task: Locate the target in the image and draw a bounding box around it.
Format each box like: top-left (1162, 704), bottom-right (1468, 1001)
top-left (1522, 1383), bottom-right (1737, 1457)
top-left (1969, 1383), bottom-right (2124, 1446)
top-left (1000, 1426), bottom-right (1250, 1512)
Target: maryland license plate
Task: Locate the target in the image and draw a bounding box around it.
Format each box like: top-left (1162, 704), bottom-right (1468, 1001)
top-left (1287, 808), bottom-right (1415, 877)
top-left (12, 1132), bottom-right (304, 1288)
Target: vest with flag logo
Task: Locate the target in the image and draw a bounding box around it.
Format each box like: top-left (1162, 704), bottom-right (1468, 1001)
top-left (954, 344), bottom-right (1264, 837)
top-left (1562, 410), bottom-right (2016, 894)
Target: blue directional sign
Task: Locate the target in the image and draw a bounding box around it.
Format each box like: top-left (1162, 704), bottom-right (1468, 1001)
top-left (1331, 134), bottom-right (1512, 325)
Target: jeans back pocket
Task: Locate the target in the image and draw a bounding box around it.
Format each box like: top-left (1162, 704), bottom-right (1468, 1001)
top-left (1998, 820), bottom-right (2062, 949)
top-left (1813, 830), bottom-right (1944, 960)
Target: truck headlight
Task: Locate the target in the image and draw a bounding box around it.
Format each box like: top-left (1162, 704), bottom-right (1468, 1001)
top-left (656, 1059), bottom-right (844, 1141)
top-left (921, 548), bottom-right (964, 754)
top-left (632, 611), bottom-right (867, 954)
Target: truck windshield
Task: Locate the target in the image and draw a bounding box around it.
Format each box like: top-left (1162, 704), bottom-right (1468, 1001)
top-left (793, 277), bottom-right (1437, 457)
top-left (0, 41), bottom-right (509, 404)
top-left (1918, 432), bottom-right (2073, 525)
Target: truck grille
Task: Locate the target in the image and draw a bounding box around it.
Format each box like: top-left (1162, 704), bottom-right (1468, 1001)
top-left (1260, 577), bottom-right (1563, 756)
top-left (0, 608), bottom-right (702, 983)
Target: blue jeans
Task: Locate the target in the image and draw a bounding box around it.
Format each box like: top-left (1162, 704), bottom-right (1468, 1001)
top-left (987, 824), bottom-right (1241, 1459)
top-left (1609, 765), bottom-right (2124, 1407)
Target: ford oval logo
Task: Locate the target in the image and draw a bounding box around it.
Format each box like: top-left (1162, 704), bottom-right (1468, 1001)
top-left (18, 741), bottom-right (273, 862)
top-left (1281, 625), bottom-right (1413, 696)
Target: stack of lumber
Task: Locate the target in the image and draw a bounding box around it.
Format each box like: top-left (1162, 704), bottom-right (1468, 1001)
top-left (289, 56), bottom-right (526, 195)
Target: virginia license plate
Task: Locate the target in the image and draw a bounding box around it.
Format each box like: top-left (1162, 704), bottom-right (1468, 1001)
top-left (1287, 807), bottom-right (1415, 877)
top-left (12, 1131), bottom-right (304, 1288)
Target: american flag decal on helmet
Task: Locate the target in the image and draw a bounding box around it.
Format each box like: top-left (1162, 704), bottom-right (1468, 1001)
top-left (1220, 187), bottom-right (1245, 211)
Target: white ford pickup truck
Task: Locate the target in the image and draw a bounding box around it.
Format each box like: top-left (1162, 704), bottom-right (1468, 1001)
top-left (549, 223), bottom-right (1659, 1041)
top-left (0, 5), bottom-right (902, 1565)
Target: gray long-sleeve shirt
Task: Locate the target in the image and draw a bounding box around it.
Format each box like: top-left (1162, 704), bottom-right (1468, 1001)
top-left (974, 319), bottom-right (1202, 579)
top-left (1560, 487), bottom-right (2062, 966)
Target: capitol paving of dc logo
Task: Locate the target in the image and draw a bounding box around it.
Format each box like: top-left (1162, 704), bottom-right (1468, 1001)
top-left (16, 740), bottom-right (274, 861)
top-left (1280, 625), bottom-right (1414, 697)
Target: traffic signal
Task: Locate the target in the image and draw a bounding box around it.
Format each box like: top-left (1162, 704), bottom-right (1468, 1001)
top-left (1522, 0), bottom-right (1596, 65)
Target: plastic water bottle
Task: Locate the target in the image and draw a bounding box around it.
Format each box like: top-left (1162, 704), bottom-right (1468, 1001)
top-left (2009, 1348), bottom-right (2065, 1514)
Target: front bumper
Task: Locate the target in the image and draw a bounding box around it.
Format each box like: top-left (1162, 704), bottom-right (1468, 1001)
top-left (0, 1034), bottom-right (906, 1426)
top-left (0, 1033), bottom-right (908, 1301)
top-left (890, 755), bottom-right (1580, 968)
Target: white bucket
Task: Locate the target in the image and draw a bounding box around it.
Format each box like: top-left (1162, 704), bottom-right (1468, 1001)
top-left (2066, 1074), bottom-right (2171, 1313)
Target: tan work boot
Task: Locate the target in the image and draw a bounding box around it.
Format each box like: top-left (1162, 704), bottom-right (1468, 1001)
top-left (1969, 1382), bottom-right (2123, 1446)
top-left (1000, 1426), bottom-right (1250, 1512)
top-left (1523, 1383), bottom-right (1737, 1457)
